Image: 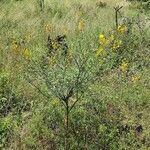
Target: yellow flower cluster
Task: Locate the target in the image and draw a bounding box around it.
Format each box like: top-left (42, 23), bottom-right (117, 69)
top-left (95, 33), bottom-right (107, 57)
top-left (117, 25), bottom-right (127, 33)
top-left (96, 24), bottom-right (128, 61)
top-left (22, 48), bottom-right (30, 59)
top-left (96, 32), bottom-right (123, 57)
top-left (112, 40), bottom-right (122, 50)
top-left (78, 19), bottom-right (85, 32)
top-left (98, 33), bottom-right (122, 49)
top-left (99, 34), bottom-right (107, 45)
top-left (131, 75), bottom-right (141, 82)
top-left (120, 62), bottom-right (128, 72)
top-left (52, 41), bottom-right (58, 50)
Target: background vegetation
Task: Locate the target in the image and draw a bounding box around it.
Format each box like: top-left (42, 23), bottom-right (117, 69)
top-left (0, 0), bottom-right (150, 149)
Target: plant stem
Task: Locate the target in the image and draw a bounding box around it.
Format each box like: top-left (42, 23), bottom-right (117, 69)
top-left (65, 100), bottom-right (69, 150)
top-left (114, 6), bottom-right (123, 28)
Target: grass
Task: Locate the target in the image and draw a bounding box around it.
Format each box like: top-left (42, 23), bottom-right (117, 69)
top-left (0, 0), bottom-right (150, 149)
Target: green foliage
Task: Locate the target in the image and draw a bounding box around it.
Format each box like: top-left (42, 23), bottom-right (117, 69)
top-left (0, 72), bottom-right (30, 117)
top-left (0, 0), bottom-right (150, 149)
top-left (0, 114), bottom-right (13, 148)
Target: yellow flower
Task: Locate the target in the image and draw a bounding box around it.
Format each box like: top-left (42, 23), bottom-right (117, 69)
top-left (78, 19), bottom-right (85, 32)
top-left (117, 25), bottom-right (127, 33)
top-left (112, 40), bottom-right (122, 49)
top-left (96, 47), bottom-right (104, 56)
top-left (52, 41), bottom-right (58, 50)
top-left (99, 34), bottom-right (105, 39)
top-left (121, 62), bottom-right (128, 72)
top-left (131, 75), bottom-right (141, 82)
top-left (99, 33), bottom-right (107, 45)
top-left (22, 48), bottom-right (30, 59)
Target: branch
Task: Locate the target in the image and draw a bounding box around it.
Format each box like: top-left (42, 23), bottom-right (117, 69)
top-left (114, 6), bottom-right (123, 28)
top-left (69, 91), bottom-right (84, 112)
top-left (26, 77), bottom-right (51, 99)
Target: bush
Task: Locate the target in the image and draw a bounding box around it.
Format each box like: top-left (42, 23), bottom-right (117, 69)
top-left (0, 1), bottom-right (150, 149)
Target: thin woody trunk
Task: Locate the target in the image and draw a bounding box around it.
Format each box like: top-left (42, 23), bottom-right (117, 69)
top-left (64, 100), bottom-right (69, 150)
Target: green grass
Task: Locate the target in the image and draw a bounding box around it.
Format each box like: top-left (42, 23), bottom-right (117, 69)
top-left (0, 0), bottom-right (150, 149)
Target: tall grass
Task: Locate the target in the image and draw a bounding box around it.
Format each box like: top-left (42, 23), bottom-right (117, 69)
top-left (0, 0), bottom-right (150, 149)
